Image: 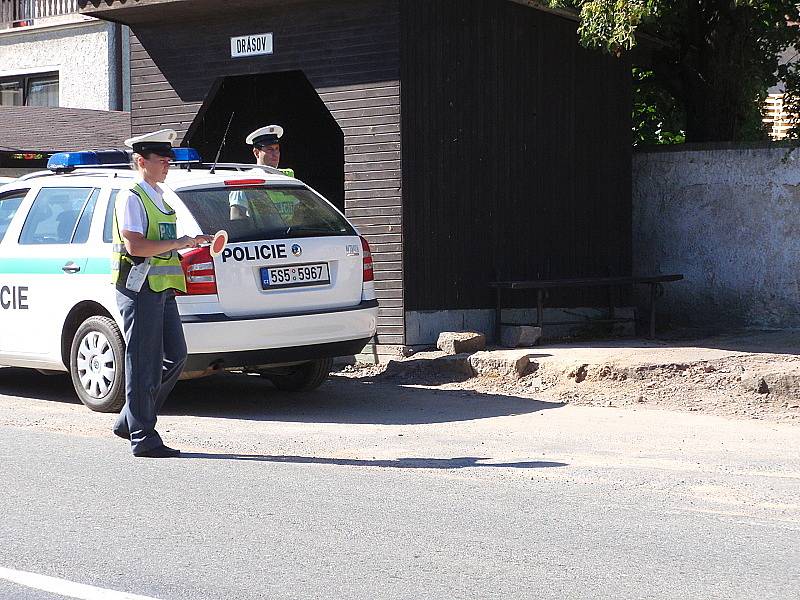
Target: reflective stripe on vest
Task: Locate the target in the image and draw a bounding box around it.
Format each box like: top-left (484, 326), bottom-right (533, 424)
top-left (148, 265), bottom-right (185, 276)
top-left (111, 183), bottom-right (186, 293)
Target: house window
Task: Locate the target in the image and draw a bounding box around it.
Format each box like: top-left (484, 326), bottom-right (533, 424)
top-left (0, 80), bottom-right (22, 106)
top-left (0, 73), bottom-right (59, 107)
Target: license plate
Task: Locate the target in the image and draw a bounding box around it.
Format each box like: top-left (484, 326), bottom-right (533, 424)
top-left (260, 263), bottom-right (330, 289)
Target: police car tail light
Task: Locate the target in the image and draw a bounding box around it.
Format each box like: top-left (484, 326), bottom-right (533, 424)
top-left (360, 236), bottom-right (374, 282)
top-left (224, 179), bottom-right (266, 186)
top-left (179, 246), bottom-right (217, 295)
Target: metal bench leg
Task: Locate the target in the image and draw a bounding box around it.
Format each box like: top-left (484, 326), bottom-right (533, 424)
top-left (649, 283), bottom-right (657, 339)
top-left (536, 290), bottom-right (544, 328)
top-left (495, 287), bottom-right (502, 344)
top-left (607, 285), bottom-right (616, 322)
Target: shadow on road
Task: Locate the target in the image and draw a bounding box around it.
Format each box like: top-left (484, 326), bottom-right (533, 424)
top-left (0, 367), bottom-right (563, 425)
top-left (682, 330), bottom-right (800, 357)
top-left (167, 373), bottom-right (562, 425)
top-left (546, 329), bottom-right (800, 357)
top-left (0, 368), bottom-right (80, 404)
top-left (179, 453), bottom-right (568, 469)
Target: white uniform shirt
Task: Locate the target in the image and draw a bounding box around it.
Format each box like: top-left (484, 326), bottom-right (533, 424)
top-left (116, 179), bottom-right (168, 235)
top-left (229, 167), bottom-right (265, 216)
top-left (229, 189), bottom-right (248, 213)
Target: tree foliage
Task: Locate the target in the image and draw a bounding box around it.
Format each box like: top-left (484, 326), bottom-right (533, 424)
top-left (632, 68), bottom-right (686, 144)
top-left (550, 0), bottom-right (800, 142)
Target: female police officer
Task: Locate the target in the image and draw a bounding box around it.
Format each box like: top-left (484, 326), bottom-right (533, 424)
top-left (112, 129), bottom-right (211, 458)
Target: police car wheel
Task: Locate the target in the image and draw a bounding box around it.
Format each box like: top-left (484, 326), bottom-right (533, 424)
top-left (265, 358), bottom-right (333, 392)
top-left (69, 316), bottom-right (126, 413)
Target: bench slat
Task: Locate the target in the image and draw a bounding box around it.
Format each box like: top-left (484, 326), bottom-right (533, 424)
top-left (489, 274), bottom-right (683, 289)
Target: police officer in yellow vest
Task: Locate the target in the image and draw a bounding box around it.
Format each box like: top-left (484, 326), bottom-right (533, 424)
top-left (229, 125), bottom-right (295, 220)
top-left (112, 129), bottom-right (211, 458)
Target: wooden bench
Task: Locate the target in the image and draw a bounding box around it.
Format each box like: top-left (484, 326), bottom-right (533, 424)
top-left (488, 274), bottom-right (684, 342)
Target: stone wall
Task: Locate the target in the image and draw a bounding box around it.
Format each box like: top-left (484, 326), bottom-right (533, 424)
top-left (633, 144), bottom-right (800, 329)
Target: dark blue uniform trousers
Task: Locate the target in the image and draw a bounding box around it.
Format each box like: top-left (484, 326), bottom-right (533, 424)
top-left (114, 284), bottom-right (187, 454)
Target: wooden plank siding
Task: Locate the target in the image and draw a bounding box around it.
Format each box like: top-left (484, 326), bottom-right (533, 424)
top-left (123, 0), bottom-right (404, 345)
top-left (400, 0), bottom-right (632, 312)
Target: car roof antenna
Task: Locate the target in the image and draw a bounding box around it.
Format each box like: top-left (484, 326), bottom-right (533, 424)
top-left (210, 111), bottom-right (235, 175)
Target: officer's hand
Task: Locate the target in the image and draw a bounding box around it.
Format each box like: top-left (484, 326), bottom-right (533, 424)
top-left (194, 234), bottom-right (214, 245)
top-left (173, 235), bottom-right (198, 250)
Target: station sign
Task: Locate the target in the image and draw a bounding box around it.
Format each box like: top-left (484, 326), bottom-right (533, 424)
top-left (231, 33), bottom-right (274, 58)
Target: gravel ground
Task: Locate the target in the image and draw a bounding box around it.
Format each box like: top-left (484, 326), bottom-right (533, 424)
top-left (0, 342), bottom-right (798, 599)
top-left (338, 330), bottom-right (800, 422)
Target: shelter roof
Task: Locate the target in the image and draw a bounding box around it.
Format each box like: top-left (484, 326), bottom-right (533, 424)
top-left (78, 0), bottom-right (580, 25)
top-left (0, 107), bottom-right (131, 153)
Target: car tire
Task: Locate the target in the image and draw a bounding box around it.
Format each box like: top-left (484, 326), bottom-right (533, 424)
top-left (265, 357), bottom-right (333, 392)
top-left (69, 316), bottom-right (126, 413)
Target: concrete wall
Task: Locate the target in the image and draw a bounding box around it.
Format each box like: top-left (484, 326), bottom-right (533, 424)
top-left (405, 307), bottom-right (635, 346)
top-left (0, 14), bottom-right (120, 110)
top-left (633, 144), bottom-right (800, 329)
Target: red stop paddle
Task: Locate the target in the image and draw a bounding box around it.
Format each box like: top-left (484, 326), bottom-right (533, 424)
top-left (210, 230), bottom-right (228, 257)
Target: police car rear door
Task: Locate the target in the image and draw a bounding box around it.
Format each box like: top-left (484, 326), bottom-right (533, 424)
top-left (2, 183), bottom-right (98, 360)
top-left (0, 185), bottom-right (33, 361)
top-left (175, 181), bottom-right (364, 317)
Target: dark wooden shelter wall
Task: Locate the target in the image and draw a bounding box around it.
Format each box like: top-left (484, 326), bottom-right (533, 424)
top-left (127, 0), bottom-right (404, 344)
top-left (401, 0), bottom-right (632, 311)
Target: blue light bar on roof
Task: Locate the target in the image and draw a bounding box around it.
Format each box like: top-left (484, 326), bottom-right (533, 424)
top-left (171, 147), bottom-right (201, 163)
top-left (47, 150), bottom-right (129, 171)
top-left (47, 147), bottom-right (202, 171)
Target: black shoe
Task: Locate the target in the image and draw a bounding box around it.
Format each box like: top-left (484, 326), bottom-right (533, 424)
top-left (133, 445), bottom-right (181, 458)
top-left (113, 427), bottom-right (129, 441)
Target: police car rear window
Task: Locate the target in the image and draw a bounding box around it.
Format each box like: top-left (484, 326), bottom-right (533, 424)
top-left (176, 186), bottom-right (354, 243)
top-left (72, 188), bottom-right (100, 244)
top-left (0, 189), bottom-right (28, 243)
top-left (19, 187), bottom-right (94, 245)
top-left (103, 190), bottom-right (120, 243)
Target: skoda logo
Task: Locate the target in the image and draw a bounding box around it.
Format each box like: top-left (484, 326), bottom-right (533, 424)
top-left (291, 244), bottom-right (302, 257)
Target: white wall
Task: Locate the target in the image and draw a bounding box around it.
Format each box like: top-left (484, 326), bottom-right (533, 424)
top-left (633, 144), bottom-right (800, 329)
top-left (0, 15), bottom-right (118, 111)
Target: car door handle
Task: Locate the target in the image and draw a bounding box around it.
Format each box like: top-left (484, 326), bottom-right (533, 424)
top-left (62, 262), bottom-right (81, 274)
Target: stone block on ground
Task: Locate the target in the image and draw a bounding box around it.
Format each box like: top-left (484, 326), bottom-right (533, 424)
top-left (434, 354), bottom-right (476, 377)
top-left (468, 350), bottom-right (537, 378)
top-left (501, 325), bottom-right (542, 348)
top-left (354, 344), bottom-right (414, 365)
top-left (741, 366), bottom-right (800, 397)
top-left (436, 331), bottom-right (486, 355)
top-left (741, 372), bottom-right (770, 394)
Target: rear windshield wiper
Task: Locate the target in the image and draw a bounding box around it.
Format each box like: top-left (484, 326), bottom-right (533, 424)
top-left (284, 226), bottom-right (342, 237)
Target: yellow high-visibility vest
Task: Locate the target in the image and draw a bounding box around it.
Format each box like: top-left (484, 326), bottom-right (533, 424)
top-left (111, 183), bottom-right (186, 293)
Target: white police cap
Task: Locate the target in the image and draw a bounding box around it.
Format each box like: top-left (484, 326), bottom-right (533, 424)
top-left (124, 128), bottom-right (177, 156)
top-left (246, 125), bottom-right (284, 147)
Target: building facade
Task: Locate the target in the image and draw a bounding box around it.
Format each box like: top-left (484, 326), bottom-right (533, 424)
top-left (79, 0), bottom-right (632, 352)
top-left (0, 0), bottom-right (130, 173)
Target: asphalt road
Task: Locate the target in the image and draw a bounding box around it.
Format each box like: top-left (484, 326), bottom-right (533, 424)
top-left (0, 367), bottom-right (798, 599)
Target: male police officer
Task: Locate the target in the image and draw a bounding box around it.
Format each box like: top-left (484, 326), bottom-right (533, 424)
top-left (230, 125), bottom-right (295, 220)
top-left (112, 129), bottom-right (211, 458)
top-left (248, 124), bottom-right (294, 175)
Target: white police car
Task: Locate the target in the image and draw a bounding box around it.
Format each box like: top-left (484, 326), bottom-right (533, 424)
top-left (0, 149), bottom-right (377, 412)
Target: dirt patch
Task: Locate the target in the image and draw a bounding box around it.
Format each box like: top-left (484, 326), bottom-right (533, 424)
top-left (336, 332), bottom-right (800, 422)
